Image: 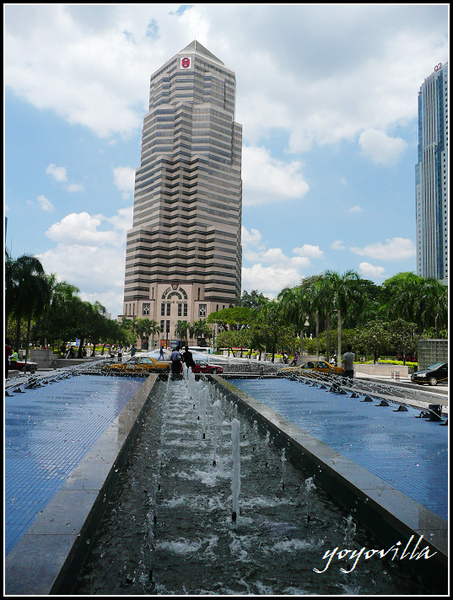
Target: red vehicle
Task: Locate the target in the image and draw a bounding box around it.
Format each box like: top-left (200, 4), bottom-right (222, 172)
top-left (191, 359), bottom-right (223, 374)
top-left (13, 359), bottom-right (38, 374)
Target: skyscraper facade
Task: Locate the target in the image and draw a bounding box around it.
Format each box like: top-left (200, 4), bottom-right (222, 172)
top-left (415, 62), bottom-right (448, 284)
top-left (121, 41), bottom-right (242, 346)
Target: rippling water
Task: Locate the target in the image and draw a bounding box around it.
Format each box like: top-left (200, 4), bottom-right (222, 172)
top-left (74, 376), bottom-right (428, 595)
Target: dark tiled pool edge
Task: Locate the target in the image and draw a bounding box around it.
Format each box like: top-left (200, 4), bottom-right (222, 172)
top-left (5, 374), bottom-right (159, 596)
top-left (212, 376), bottom-right (448, 590)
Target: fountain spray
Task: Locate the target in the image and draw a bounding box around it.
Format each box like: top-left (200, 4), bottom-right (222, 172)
top-left (231, 418), bottom-right (241, 523)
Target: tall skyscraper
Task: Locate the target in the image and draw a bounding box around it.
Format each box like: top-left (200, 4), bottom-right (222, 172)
top-left (415, 62), bottom-right (448, 284)
top-left (121, 41), bottom-right (242, 347)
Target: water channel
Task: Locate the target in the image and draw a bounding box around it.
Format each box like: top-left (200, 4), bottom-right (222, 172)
top-left (73, 374), bottom-right (429, 595)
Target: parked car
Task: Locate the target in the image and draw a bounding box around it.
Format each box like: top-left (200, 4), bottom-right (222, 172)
top-left (299, 360), bottom-right (344, 375)
top-left (107, 356), bottom-right (172, 373)
top-left (410, 362), bottom-right (448, 386)
top-left (12, 359), bottom-right (38, 374)
top-left (191, 359), bottom-right (224, 374)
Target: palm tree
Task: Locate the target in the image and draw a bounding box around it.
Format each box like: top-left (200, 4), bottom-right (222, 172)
top-left (416, 278), bottom-right (448, 337)
top-left (380, 272), bottom-right (447, 336)
top-left (380, 273), bottom-right (421, 329)
top-left (7, 254), bottom-right (51, 359)
top-left (299, 275), bottom-right (323, 357)
top-left (88, 301), bottom-right (107, 356)
top-left (141, 318), bottom-right (161, 350)
top-left (189, 319), bottom-right (212, 346)
top-left (278, 285), bottom-right (310, 355)
top-left (31, 277), bottom-right (81, 352)
top-left (314, 274), bottom-right (336, 360)
top-left (175, 321), bottom-right (191, 346)
top-left (316, 270), bottom-right (366, 361)
top-left (253, 299), bottom-right (284, 362)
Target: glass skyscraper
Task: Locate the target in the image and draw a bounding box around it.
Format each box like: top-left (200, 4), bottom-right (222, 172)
top-left (415, 62), bottom-right (448, 284)
top-left (121, 41), bottom-right (242, 346)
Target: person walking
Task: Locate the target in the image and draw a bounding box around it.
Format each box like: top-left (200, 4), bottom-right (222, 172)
top-left (117, 347), bottom-right (123, 362)
top-left (170, 346), bottom-right (182, 375)
top-left (5, 338), bottom-right (12, 380)
top-left (290, 352), bottom-right (299, 366)
top-left (182, 346), bottom-right (195, 373)
top-left (159, 346), bottom-right (165, 361)
top-left (10, 349), bottom-right (19, 369)
top-left (342, 345), bottom-right (355, 380)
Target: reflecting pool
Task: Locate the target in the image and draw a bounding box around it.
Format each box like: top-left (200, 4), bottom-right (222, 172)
top-left (74, 376), bottom-right (430, 595)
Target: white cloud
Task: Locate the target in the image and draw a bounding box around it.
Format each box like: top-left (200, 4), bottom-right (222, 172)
top-left (67, 183), bottom-right (84, 193)
top-left (331, 240), bottom-right (345, 251)
top-left (241, 225), bottom-right (318, 293)
top-left (242, 145), bottom-right (309, 206)
top-left (350, 237), bottom-right (416, 261)
top-left (106, 206), bottom-right (133, 235)
top-left (46, 164), bottom-right (67, 183)
top-left (242, 264), bottom-right (302, 296)
top-left (45, 211), bottom-right (123, 247)
top-left (243, 247), bottom-right (311, 269)
top-left (241, 226), bottom-right (263, 249)
top-left (45, 163), bottom-right (84, 192)
top-left (37, 243), bottom-right (126, 316)
top-left (38, 207), bottom-right (131, 318)
top-left (37, 194), bottom-right (54, 212)
top-left (292, 244), bottom-right (324, 259)
top-left (358, 262), bottom-right (386, 279)
top-left (358, 129), bottom-right (408, 167)
top-left (113, 166), bottom-right (136, 199)
top-left (5, 5), bottom-right (447, 149)
top-left (349, 205), bottom-right (362, 213)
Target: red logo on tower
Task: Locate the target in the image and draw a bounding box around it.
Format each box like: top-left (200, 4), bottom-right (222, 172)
top-left (180, 56), bottom-right (192, 69)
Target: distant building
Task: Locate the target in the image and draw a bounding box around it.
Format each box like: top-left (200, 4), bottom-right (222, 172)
top-left (120, 41), bottom-right (242, 347)
top-left (415, 62), bottom-right (448, 284)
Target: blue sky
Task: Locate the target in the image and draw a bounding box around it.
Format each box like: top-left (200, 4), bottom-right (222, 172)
top-left (4, 4), bottom-right (449, 318)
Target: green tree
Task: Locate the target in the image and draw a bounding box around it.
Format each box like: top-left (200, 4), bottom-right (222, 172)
top-left (143, 319), bottom-right (161, 350)
top-left (379, 272), bottom-right (447, 336)
top-left (316, 270), bottom-right (368, 361)
top-left (253, 299), bottom-right (286, 362)
top-left (175, 321), bottom-right (191, 346)
top-left (354, 320), bottom-right (393, 363)
top-left (388, 318), bottom-right (418, 364)
top-left (278, 285), bottom-right (310, 355)
top-left (235, 290), bottom-right (268, 309)
top-left (215, 329), bottom-right (237, 356)
top-left (6, 254), bottom-right (51, 361)
top-left (189, 319), bottom-right (212, 346)
top-left (207, 306), bottom-right (253, 330)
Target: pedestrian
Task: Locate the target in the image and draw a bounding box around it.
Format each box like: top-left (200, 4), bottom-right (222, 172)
top-left (10, 349), bottom-right (19, 368)
top-left (290, 352), bottom-right (299, 366)
top-left (131, 345), bottom-right (136, 357)
top-left (5, 338), bottom-right (12, 380)
top-left (117, 347), bottom-right (123, 362)
top-left (159, 346), bottom-right (165, 361)
top-left (170, 346), bottom-right (182, 375)
top-left (342, 345), bottom-right (355, 380)
top-left (282, 352), bottom-right (288, 364)
top-left (182, 346), bottom-right (195, 372)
